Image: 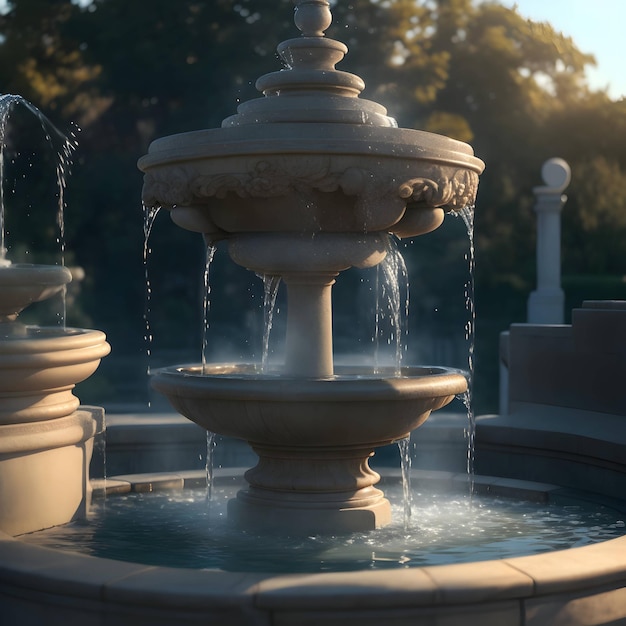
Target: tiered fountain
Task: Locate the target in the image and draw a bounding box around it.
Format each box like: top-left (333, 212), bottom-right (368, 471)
top-left (0, 262), bottom-right (110, 535)
top-left (4, 3), bottom-right (626, 625)
top-left (139, 0), bottom-right (483, 533)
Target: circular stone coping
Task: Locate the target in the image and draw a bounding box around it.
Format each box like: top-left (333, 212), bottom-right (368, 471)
top-left (3, 468), bottom-right (626, 623)
top-left (150, 363), bottom-right (468, 402)
top-left (0, 327), bottom-right (109, 355)
top-left (138, 123), bottom-right (485, 173)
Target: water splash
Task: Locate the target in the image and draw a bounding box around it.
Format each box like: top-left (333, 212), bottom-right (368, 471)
top-left (397, 436), bottom-right (412, 530)
top-left (261, 274), bottom-right (281, 373)
top-left (28, 483), bottom-right (626, 571)
top-left (201, 243), bottom-right (217, 374)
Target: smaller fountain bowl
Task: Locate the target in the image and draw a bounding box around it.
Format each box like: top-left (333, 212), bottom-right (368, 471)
top-left (0, 326), bottom-right (110, 424)
top-left (151, 364), bottom-right (467, 447)
top-left (0, 263), bottom-right (72, 321)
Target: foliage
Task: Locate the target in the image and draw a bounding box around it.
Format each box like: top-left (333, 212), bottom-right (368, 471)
top-left (0, 0), bottom-right (624, 411)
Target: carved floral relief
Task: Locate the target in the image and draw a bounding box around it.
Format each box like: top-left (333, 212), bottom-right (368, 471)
top-left (142, 156), bottom-right (479, 212)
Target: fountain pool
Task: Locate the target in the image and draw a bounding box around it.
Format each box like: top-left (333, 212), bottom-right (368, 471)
top-left (3, 460), bottom-right (626, 625)
top-left (20, 470), bottom-right (626, 573)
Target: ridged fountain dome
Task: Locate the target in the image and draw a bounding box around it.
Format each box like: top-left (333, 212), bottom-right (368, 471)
top-left (138, 0), bottom-right (484, 533)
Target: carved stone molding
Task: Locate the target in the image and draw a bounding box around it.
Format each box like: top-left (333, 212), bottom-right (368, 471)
top-left (398, 167), bottom-right (479, 211)
top-left (142, 157), bottom-right (479, 213)
top-left (194, 158), bottom-right (341, 199)
top-left (142, 167), bottom-right (193, 208)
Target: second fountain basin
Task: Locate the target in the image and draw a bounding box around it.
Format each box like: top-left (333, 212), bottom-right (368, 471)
top-left (151, 364), bottom-right (467, 533)
top-left (0, 326), bottom-right (110, 424)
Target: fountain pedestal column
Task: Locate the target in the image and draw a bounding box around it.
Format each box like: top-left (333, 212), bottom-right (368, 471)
top-left (284, 272), bottom-right (337, 378)
top-left (228, 233), bottom-right (388, 378)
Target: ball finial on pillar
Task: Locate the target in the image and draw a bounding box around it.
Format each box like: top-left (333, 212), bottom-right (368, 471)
top-left (539, 157), bottom-right (571, 194)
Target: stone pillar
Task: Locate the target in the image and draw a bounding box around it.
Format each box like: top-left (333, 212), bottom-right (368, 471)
top-left (527, 158), bottom-right (571, 324)
top-left (283, 272), bottom-right (337, 379)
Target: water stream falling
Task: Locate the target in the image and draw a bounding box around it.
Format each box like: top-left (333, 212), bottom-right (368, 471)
top-left (202, 243), bottom-right (217, 374)
top-left (261, 274), bottom-right (281, 372)
top-left (373, 259), bottom-right (381, 369)
top-left (456, 205), bottom-right (476, 493)
top-left (374, 236), bottom-right (409, 375)
top-left (397, 436), bottom-right (412, 529)
top-left (0, 94), bottom-right (25, 262)
top-left (370, 237), bottom-right (414, 519)
top-left (142, 209), bottom-right (219, 492)
top-left (0, 94), bottom-right (78, 323)
top-left (142, 204), bottom-right (160, 391)
top-left (205, 431), bottom-right (217, 506)
top-left (201, 244), bottom-right (218, 499)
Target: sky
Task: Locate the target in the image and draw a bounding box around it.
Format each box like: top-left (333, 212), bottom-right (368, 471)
top-left (499, 0), bottom-right (626, 100)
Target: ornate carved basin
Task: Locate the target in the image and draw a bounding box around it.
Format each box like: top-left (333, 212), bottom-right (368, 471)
top-left (139, 123), bottom-right (482, 243)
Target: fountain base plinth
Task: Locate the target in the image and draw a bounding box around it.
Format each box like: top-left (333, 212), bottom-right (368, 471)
top-left (228, 486), bottom-right (391, 534)
top-left (231, 442), bottom-right (391, 533)
top-left (0, 406), bottom-right (104, 536)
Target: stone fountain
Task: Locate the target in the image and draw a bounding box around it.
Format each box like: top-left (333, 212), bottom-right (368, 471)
top-left (4, 5), bottom-right (626, 625)
top-left (138, 0), bottom-right (484, 533)
top-left (0, 94), bottom-right (111, 535)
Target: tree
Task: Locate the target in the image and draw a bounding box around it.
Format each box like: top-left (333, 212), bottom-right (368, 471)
top-left (0, 0), bottom-right (109, 123)
top-left (1, 0), bottom-right (623, 410)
